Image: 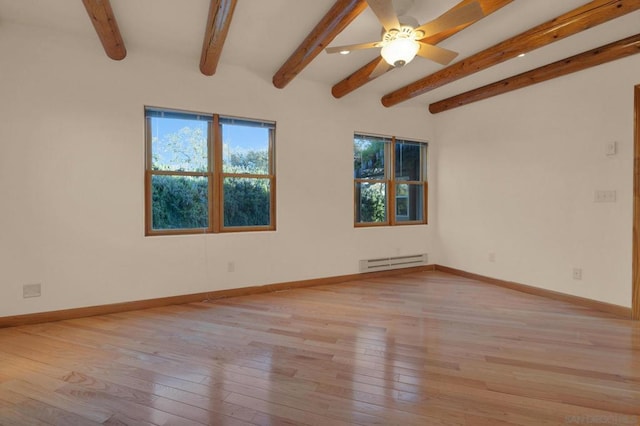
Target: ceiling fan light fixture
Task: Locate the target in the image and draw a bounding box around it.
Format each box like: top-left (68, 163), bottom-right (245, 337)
top-left (381, 36), bottom-right (419, 67)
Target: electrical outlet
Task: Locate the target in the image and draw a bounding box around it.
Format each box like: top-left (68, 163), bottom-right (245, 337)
top-left (488, 252), bottom-right (496, 262)
top-left (572, 268), bottom-right (582, 280)
top-left (594, 190), bottom-right (616, 203)
top-left (23, 283), bottom-right (41, 298)
top-left (227, 261), bottom-right (235, 273)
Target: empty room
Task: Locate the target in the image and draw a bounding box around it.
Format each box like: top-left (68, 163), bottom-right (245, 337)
top-left (0, 0), bottom-right (639, 424)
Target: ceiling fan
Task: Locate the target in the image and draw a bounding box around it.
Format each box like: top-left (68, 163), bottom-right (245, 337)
top-left (326, 0), bottom-right (485, 77)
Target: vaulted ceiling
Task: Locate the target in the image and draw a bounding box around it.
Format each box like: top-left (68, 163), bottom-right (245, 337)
top-left (1, 0), bottom-right (639, 110)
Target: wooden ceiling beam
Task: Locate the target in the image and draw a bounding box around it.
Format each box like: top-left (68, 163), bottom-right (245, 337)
top-left (382, 0), bottom-right (640, 107)
top-left (200, 0), bottom-right (238, 76)
top-left (82, 0), bottom-right (126, 60)
top-left (429, 33), bottom-right (640, 114)
top-left (332, 0), bottom-right (514, 99)
top-left (272, 0), bottom-right (368, 89)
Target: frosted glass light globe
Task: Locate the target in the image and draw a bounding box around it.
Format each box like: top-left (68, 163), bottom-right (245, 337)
top-left (381, 37), bottom-right (419, 67)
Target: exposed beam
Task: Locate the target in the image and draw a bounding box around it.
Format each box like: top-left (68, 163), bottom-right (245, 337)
top-left (272, 0), bottom-right (368, 89)
top-left (332, 0), bottom-right (514, 99)
top-left (382, 0), bottom-right (640, 107)
top-left (429, 33), bottom-right (640, 114)
top-left (81, 0), bottom-right (126, 60)
top-left (200, 0), bottom-right (238, 76)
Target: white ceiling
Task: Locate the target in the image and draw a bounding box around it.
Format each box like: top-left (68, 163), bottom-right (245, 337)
top-left (1, 0), bottom-right (639, 108)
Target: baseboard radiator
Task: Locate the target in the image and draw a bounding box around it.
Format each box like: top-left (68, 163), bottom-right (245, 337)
top-left (359, 253), bottom-right (428, 273)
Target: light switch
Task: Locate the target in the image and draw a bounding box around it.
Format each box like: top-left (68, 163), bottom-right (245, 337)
top-left (605, 141), bottom-right (617, 156)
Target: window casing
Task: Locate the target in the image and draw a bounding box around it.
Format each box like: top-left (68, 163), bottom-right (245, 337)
top-left (145, 107), bottom-right (275, 235)
top-left (354, 133), bottom-right (427, 226)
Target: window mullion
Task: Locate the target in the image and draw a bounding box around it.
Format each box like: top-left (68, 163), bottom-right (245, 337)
top-left (212, 114), bottom-right (221, 233)
top-left (269, 128), bottom-right (276, 230)
top-left (150, 170), bottom-right (207, 177)
top-left (424, 181), bottom-right (429, 224)
top-left (145, 117), bottom-right (152, 170)
top-left (144, 117), bottom-right (153, 235)
top-left (389, 137), bottom-right (396, 226)
top-left (221, 172), bottom-right (271, 179)
top-left (144, 170), bottom-right (152, 235)
top-left (270, 175), bottom-right (276, 231)
top-left (269, 128), bottom-right (275, 175)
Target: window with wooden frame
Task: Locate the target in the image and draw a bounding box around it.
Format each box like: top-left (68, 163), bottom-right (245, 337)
top-left (145, 107), bottom-right (275, 235)
top-left (354, 133), bottom-right (427, 226)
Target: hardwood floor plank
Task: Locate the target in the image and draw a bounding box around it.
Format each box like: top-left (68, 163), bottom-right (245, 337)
top-left (224, 392), bottom-right (354, 426)
top-left (0, 270), bottom-right (638, 425)
top-left (5, 389), bottom-right (103, 426)
top-left (0, 398), bottom-right (54, 426)
top-left (102, 412), bottom-right (159, 425)
top-left (0, 379), bottom-right (113, 423)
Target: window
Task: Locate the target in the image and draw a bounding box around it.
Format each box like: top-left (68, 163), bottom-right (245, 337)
top-left (354, 133), bottom-right (427, 226)
top-left (145, 108), bottom-right (275, 235)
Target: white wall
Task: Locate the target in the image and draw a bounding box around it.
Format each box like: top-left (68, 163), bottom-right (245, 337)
top-left (434, 55), bottom-right (640, 307)
top-left (0, 23), bottom-right (435, 317)
top-left (2, 20), bottom-right (636, 318)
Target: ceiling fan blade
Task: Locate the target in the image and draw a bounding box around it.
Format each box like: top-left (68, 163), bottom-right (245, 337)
top-left (366, 0), bottom-right (400, 32)
top-left (368, 57), bottom-right (393, 78)
top-left (416, 42), bottom-right (459, 65)
top-left (415, 1), bottom-right (484, 38)
top-left (326, 41), bottom-right (382, 54)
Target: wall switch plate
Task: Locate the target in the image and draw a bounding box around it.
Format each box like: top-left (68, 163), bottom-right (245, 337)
top-left (594, 190), bottom-right (616, 203)
top-left (488, 252), bottom-right (496, 262)
top-left (605, 141), bottom-right (617, 156)
top-left (572, 268), bottom-right (582, 280)
top-left (23, 283), bottom-right (41, 298)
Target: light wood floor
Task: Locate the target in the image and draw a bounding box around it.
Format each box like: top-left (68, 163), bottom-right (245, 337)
top-left (0, 271), bottom-right (639, 425)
